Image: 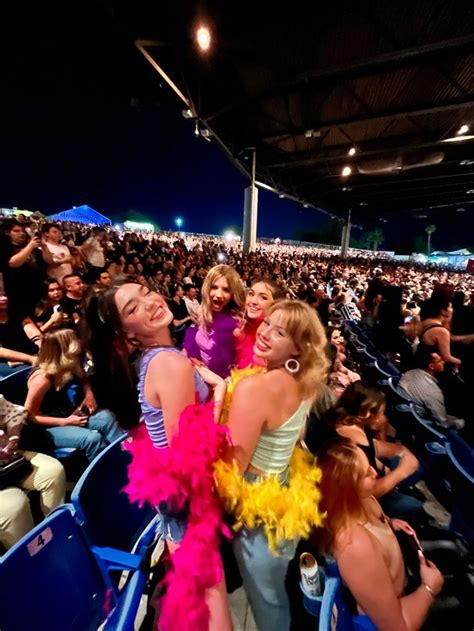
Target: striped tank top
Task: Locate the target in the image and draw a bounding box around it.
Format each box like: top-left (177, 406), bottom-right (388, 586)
top-left (138, 347), bottom-right (209, 448)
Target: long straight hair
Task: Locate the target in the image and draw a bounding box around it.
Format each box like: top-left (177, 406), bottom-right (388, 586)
top-left (199, 265), bottom-right (245, 329)
top-left (316, 438), bottom-right (368, 553)
top-left (84, 280), bottom-right (141, 429)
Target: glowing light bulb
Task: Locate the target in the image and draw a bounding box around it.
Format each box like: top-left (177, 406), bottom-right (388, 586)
top-left (196, 26), bottom-right (211, 52)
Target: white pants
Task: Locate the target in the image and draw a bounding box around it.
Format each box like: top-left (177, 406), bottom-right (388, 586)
top-left (0, 451), bottom-right (66, 549)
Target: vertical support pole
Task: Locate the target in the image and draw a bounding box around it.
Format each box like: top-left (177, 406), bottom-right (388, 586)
top-left (243, 150), bottom-right (258, 255)
top-left (340, 209), bottom-right (352, 258)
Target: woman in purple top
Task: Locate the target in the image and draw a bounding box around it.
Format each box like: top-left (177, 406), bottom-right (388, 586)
top-left (86, 280), bottom-right (231, 630)
top-left (184, 264), bottom-right (246, 378)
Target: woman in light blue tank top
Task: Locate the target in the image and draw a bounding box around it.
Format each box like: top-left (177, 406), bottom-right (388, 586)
top-left (86, 280), bottom-right (232, 631)
top-left (226, 300), bottom-right (329, 631)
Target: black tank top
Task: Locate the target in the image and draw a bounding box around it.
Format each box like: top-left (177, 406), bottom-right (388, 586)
top-left (357, 428), bottom-right (384, 477)
top-left (418, 323), bottom-right (444, 355)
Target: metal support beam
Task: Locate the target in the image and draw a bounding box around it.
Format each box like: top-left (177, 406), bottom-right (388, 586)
top-left (243, 150), bottom-right (259, 255)
top-left (340, 210), bottom-right (352, 258)
top-left (204, 35), bottom-right (474, 122)
top-left (263, 95), bottom-right (474, 143)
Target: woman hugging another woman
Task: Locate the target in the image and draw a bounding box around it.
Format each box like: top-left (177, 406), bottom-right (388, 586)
top-left (86, 279), bottom-right (231, 631)
top-left (216, 300), bottom-right (328, 631)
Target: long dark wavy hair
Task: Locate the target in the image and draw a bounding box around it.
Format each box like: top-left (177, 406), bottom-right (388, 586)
top-left (83, 279), bottom-right (141, 429)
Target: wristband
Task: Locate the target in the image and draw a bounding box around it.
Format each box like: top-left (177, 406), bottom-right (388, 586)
top-left (422, 583), bottom-right (435, 599)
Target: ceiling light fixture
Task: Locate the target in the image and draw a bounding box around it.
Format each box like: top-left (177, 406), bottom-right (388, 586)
top-left (194, 120), bottom-right (200, 136)
top-left (303, 203), bottom-right (309, 208)
top-left (342, 166), bottom-right (352, 177)
top-left (279, 194), bottom-right (285, 199)
top-left (457, 125), bottom-right (469, 135)
top-left (466, 190), bottom-right (474, 194)
top-left (196, 25), bottom-right (211, 52)
top-left (348, 147), bottom-right (356, 156)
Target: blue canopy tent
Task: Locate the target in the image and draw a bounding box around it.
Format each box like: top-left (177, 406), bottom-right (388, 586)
top-left (47, 205), bottom-right (111, 225)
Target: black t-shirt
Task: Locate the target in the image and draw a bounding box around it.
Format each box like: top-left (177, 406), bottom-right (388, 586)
top-left (60, 296), bottom-right (83, 319)
top-left (169, 298), bottom-right (189, 323)
top-left (0, 241), bottom-right (45, 321)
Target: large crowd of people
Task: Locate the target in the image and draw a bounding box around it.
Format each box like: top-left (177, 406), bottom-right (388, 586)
top-left (0, 214), bottom-right (473, 630)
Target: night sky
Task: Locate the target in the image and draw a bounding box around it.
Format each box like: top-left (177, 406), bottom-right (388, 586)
top-left (0, 2), bottom-right (471, 251)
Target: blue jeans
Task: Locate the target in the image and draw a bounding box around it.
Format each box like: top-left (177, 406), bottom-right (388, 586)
top-left (46, 409), bottom-right (124, 462)
top-left (233, 470), bottom-right (296, 631)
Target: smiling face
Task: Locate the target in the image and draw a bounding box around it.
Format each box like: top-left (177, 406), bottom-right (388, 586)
top-left (254, 309), bottom-right (298, 367)
top-left (209, 275), bottom-right (232, 312)
top-left (114, 283), bottom-right (173, 344)
top-left (246, 281), bottom-right (274, 320)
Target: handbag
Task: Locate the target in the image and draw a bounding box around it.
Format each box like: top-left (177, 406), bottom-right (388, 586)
top-left (0, 453), bottom-right (32, 489)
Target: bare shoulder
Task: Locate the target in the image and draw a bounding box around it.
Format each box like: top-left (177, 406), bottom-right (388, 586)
top-left (28, 369), bottom-right (50, 388)
top-left (148, 350), bottom-right (193, 376)
top-left (336, 523), bottom-right (378, 561)
top-left (233, 372), bottom-right (267, 397)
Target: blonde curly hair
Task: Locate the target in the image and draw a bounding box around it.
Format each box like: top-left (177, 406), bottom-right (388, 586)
top-left (267, 300), bottom-right (329, 401)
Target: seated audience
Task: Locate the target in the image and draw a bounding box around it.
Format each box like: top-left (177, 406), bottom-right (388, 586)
top-left (316, 438), bottom-right (444, 631)
top-left (0, 395), bottom-right (65, 550)
top-left (24, 329), bottom-right (123, 462)
top-left (319, 382), bottom-right (427, 526)
top-left (60, 274), bottom-right (86, 323)
top-left (399, 348), bottom-right (465, 430)
top-left (183, 283), bottom-right (200, 322)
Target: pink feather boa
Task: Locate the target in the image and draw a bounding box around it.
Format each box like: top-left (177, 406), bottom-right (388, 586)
top-left (234, 317), bottom-right (266, 369)
top-left (124, 404), bottom-right (230, 631)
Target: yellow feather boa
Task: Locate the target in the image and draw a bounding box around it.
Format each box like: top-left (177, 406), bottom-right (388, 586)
top-left (214, 447), bottom-right (325, 554)
top-left (219, 366), bottom-right (265, 425)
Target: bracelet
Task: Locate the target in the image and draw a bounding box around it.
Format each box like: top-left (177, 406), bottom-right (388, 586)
top-left (422, 583), bottom-right (435, 599)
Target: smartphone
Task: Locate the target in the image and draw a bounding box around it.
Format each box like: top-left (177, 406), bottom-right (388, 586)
top-left (77, 405), bottom-right (90, 417)
top-left (53, 305), bottom-right (63, 314)
top-left (404, 315), bottom-right (414, 324)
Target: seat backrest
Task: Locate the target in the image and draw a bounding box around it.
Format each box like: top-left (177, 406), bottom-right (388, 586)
top-left (319, 577), bottom-right (355, 631)
top-left (71, 437), bottom-right (155, 551)
top-left (0, 365), bottom-right (31, 405)
top-left (447, 430), bottom-right (474, 476)
top-left (0, 505), bottom-right (110, 631)
top-left (445, 442), bottom-right (474, 547)
top-left (409, 403), bottom-right (446, 443)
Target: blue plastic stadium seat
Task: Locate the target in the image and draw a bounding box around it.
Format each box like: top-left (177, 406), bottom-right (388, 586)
top-left (0, 365), bottom-right (31, 404)
top-left (301, 558), bottom-right (377, 631)
top-left (0, 505), bottom-right (146, 631)
top-left (445, 442), bottom-right (474, 549)
top-left (447, 430), bottom-right (474, 476)
top-left (71, 436), bottom-right (158, 589)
